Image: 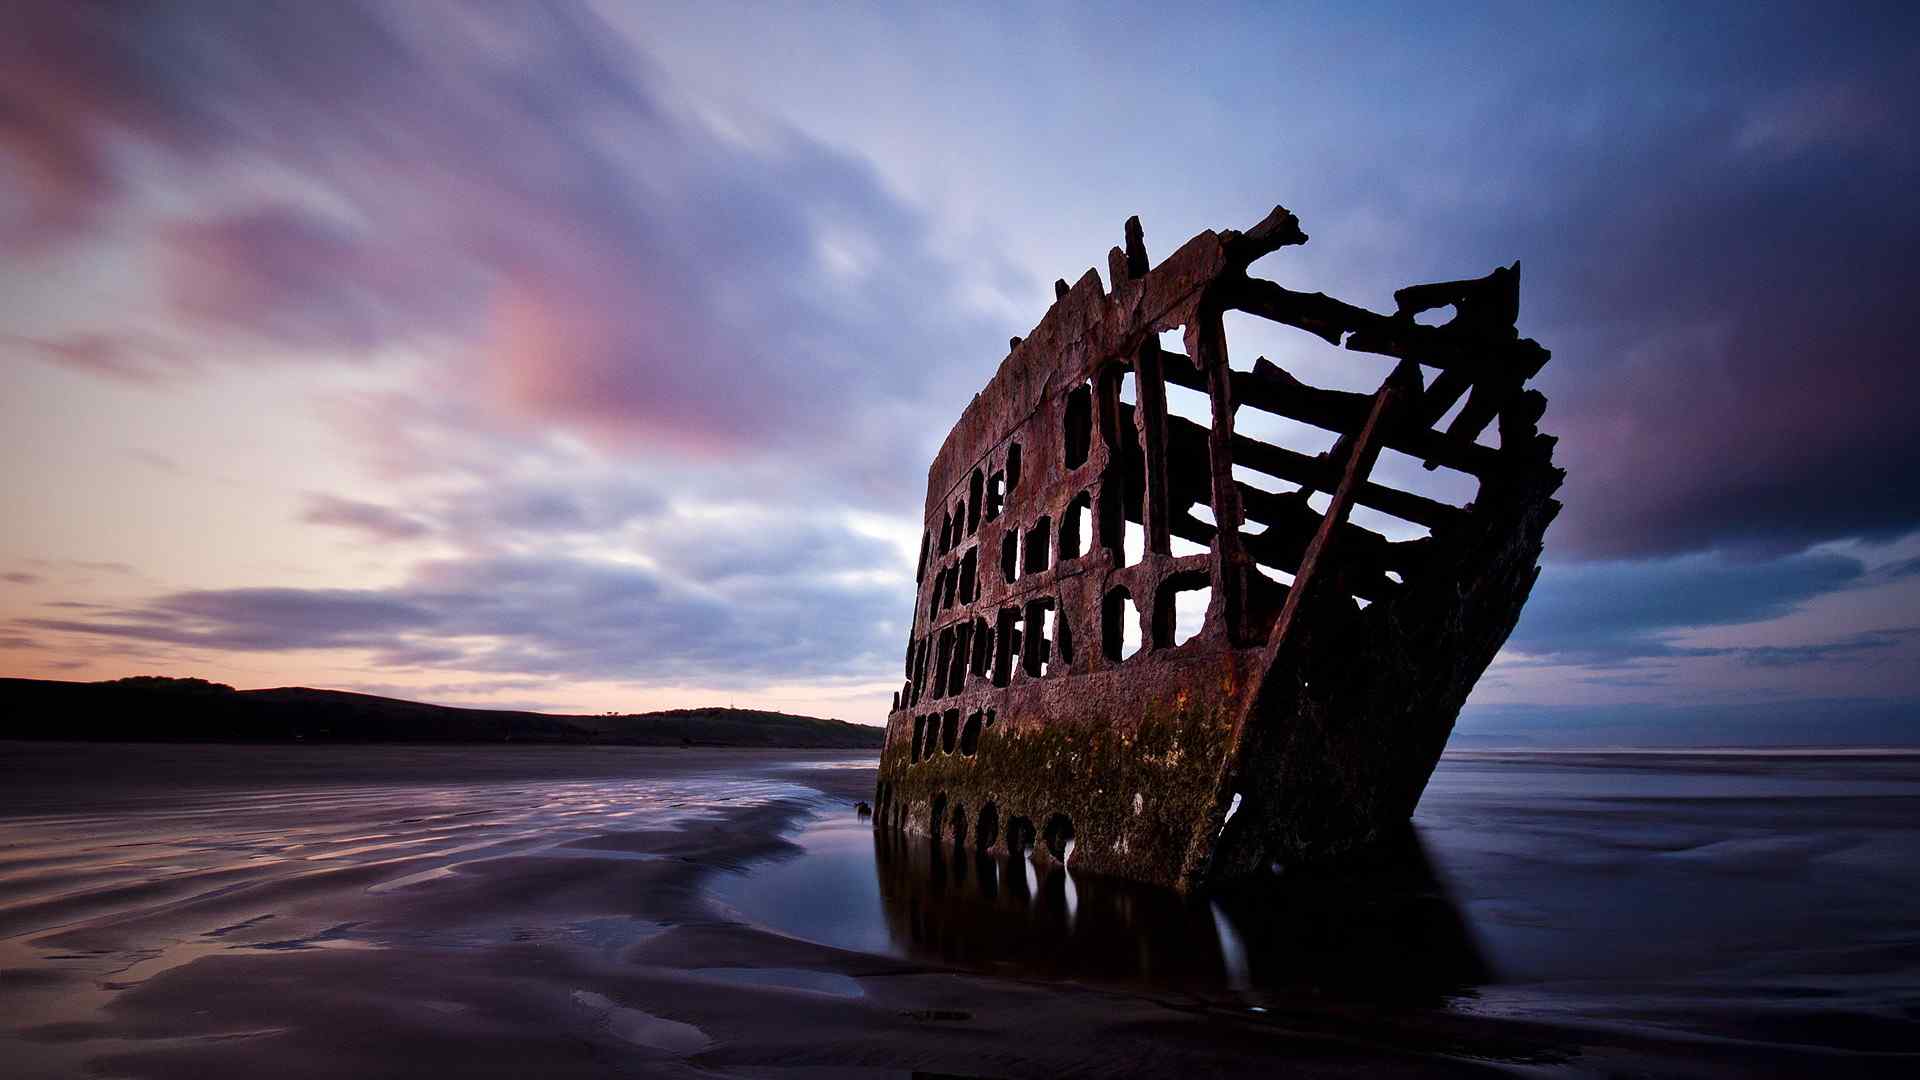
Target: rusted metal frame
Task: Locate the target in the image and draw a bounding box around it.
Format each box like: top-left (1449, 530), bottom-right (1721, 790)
top-left (924, 373), bottom-right (1067, 553)
top-left (1345, 334), bottom-right (1546, 449)
top-left (923, 368), bottom-right (1102, 635)
top-left (911, 637), bottom-right (929, 707)
top-left (1131, 339), bottom-right (1174, 559)
top-left (1230, 276), bottom-right (1543, 378)
top-left (1229, 274), bottom-right (1549, 453)
top-left (947, 621), bottom-right (973, 697)
top-left (1265, 362), bottom-right (1419, 652)
top-left (1237, 535), bottom-right (1398, 604)
top-left (1179, 407), bottom-right (1452, 553)
top-left (906, 582), bottom-right (924, 666)
top-left (931, 545), bottom-right (1096, 691)
top-left (1167, 508), bottom-right (1218, 549)
top-left (1181, 303), bottom-right (1255, 644)
top-left (1094, 380), bottom-right (1132, 600)
top-left (947, 358), bottom-right (1110, 685)
top-left (1242, 358), bottom-right (1500, 477)
top-left (884, 206), bottom-right (1561, 888)
top-left (1159, 350), bottom-right (1498, 479)
top-left (1236, 483), bottom-right (1423, 571)
top-left (1159, 414), bottom-right (1235, 594)
top-left (1232, 483), bottom-right (1413, 603)
top-left (1226, 432), bottom-right (1462, 532)
top-left (1198, 361), bottom-right (1421, 882)
top-left (982, 557), bottom-right (1092, 614)
top-left (931, 630), bottom-right (954, 701)
top-left (1223, 205), bottom-right (1310, 266)
top-left (1226, 276), bottom-right (1391, 348)
top-left (1441, 373), bottom-right (1522, 448)
top-left (1393, 265), bottom-right (1519, 330)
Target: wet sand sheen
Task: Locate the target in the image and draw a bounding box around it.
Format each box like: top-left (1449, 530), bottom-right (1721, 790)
top-left (718, 748), bottom-right (1920, 1063)
top-left (0, 742), bottom-right (1914, 1077)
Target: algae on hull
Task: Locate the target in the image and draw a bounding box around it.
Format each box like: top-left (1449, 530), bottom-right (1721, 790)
top-left (876, 206), bottom-right (1562, 892)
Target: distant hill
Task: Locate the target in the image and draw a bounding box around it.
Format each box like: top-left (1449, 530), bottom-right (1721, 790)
top-left (0, 676), bottom-right (884, 749)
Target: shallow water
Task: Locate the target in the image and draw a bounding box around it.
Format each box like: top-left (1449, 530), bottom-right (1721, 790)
top-left (3, 742), bottom-right (1915, 1072)
top-left (0, 743), bottom-right (828, 1073)
top-left (710, 748), bottom-right (1920, 1052)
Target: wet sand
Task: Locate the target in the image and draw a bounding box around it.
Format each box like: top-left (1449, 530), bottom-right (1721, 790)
top-left (1, 743), bottom-right (1914, 1077)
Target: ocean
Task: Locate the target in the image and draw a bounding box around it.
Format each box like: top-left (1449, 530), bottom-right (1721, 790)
top-left (714, 748), bottom-right (1920, 1055)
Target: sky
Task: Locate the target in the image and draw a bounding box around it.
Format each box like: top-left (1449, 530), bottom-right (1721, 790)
top-left (2, 2), bottom-right (1917, 743)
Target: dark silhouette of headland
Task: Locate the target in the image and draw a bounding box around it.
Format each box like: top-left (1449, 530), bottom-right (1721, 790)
top-left (0, 675), bottom-right (884, 748)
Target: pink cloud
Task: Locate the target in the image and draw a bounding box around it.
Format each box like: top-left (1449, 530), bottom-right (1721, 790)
top-left (301, 495), bottom-right (432, 542)
top-left (3, 334), bottom-right (196, 384)
top-left (4, 2), bottom-right (977, 481)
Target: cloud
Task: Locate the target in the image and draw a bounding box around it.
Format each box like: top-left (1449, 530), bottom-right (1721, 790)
top-left (1878, 556), bottom-right (1920, 582)
top-left (20, 547), bottom-right (902, 687)
top-left (163, 207), bottom-right (417, 353)
top-left (1734, 76), bottom-right (1911, 159)
top-left (21, 2), bottom-right (1909, 541)
top-left (68, 561), bottom-right (135, 575)
top-left (8, 0), bottom-right (1917, 724)
top-left (1508, 552), bottom-right (1866, 663)
top-left (630, 513), bottom-right (903, 586)
top-left (301, 495), bottom-right (431, 542)
top-left (433, 480), bottom-right (665, 540)
top-left (1454, 697), bottom-right (1920, 748)
top-left (1213, 6), bottom-right (1920, 561)
top-left (1731, 627), bottom-right (1920, 669)
top-left (3, 573), bottom-right (42, 586)
top-left (25, 588), bottom-right (443, 652)
top-left (5, 1), bottom-right (1003, 487)
top-left (20, 488), bottom-right (913, 689)
top-left (0, 3), bottom-right (212, 246)
top-left (1475, 44), bottom-right (1920, 559)
top-left (122, 449), bottom-right (185, 474)
top-left (3, 334), bottom-right (196, 384)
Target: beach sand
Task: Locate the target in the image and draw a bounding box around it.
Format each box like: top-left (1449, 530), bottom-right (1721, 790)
top-left (0, 743), bottom-right (1912, 1077)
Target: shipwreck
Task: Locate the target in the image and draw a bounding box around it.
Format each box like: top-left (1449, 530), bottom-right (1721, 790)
top-left (874, 206), bottom-right (1562, 892)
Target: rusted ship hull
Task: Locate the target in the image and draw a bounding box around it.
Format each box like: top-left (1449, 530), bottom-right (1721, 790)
top-left (875, 207), bottom-right (1562, 892)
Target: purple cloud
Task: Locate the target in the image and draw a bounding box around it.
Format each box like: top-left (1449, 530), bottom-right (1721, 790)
top-left (1733, 628), bottom-right (1920, 669)
top-left (1507, 551), bottom-right (1866, 664)
top-left (6, 1), bottom-right (1000, 486)
top-left (1457, 698), bottom-right (1920, 748)
top-left (27, 588), bottom-right (440, 652)
top-left (20, 547), bottom-right (901, 686)
top-left (163, 208), bottom-right (413, 353)
top-left (0, 4), bottom-right (208, 246)
top-left (19, 1), bottom-right (1908, 551)
top-left (301, 495), bottom-right (432, 542)
top-left (6, 1), bottom-right (1918, 729)
top-left (1443, 44), bottom-right (1920, 559)
top-left (2, 334), bottom-right (196, 384)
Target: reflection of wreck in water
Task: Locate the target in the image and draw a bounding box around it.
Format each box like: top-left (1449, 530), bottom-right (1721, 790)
top-left (875, 206), bottom-right (1562, 891)
top-left (872, 823), bottom-right (1488, 1003)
